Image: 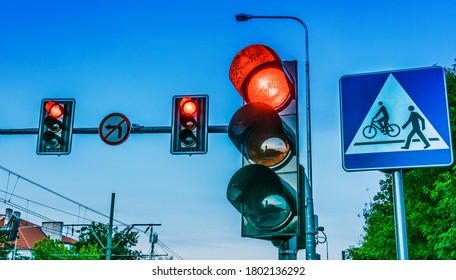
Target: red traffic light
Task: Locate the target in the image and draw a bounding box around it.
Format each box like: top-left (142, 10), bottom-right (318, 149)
top-left (179, 97), bottom-right (198, 130)
top-left (45, 101), bottom-right (64, 118)
top-left (180, 97), bottom-right (198, 115)
top-left (37, 98), bottom-right (75, 155)
top-left (227, 46), bottom-right (302, 246)
top-left (229, 44), bottom-right (294, 112)
top-left (171, 95), bottom-right (208, 155)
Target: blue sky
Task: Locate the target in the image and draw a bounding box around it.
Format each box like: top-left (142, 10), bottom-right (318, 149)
top-left (0, 1), bottom-right (455, 259)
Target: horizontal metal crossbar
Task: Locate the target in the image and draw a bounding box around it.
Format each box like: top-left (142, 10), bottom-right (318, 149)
top-left (0, 125), bottom-right (228, 135)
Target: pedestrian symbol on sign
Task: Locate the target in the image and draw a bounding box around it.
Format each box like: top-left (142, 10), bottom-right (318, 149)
top-left (401, 106), bottom-right (430, 150)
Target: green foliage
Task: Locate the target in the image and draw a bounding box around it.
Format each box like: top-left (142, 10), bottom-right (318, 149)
top-left (0, 232), bottom-right (14, 260)
top-left (418, 166), bottom-right (456, 259)
top-left (347, 63), bottom-right (456, 260)
top-left (31, 222), bottom-right (140, 260)
top-left (33, 237), bottom-right (71, 260)
top-left (75, 222), bottom-right (141, 260)
top-left (33, 236), bottom-right (103, 260)
top-left (346, 176), bottom-right (396, 259)
top-left (75, 243), bottom-right (103, 260)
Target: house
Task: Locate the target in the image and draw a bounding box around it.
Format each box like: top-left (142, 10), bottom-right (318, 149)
top-left (0, 208), bottom-right (77, 260)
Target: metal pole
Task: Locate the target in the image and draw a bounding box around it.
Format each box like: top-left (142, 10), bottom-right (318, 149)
top-left (323, 230), bottom-right (328, 260)
top-left (0, 125), bottom-right (228, 135)
top-left (304, 174), bottom-right (317, 259)
top-left (106, 193), bottom-right (115, 260)
top-left (392, 170), bottom-right (409, 260)
top-left (12, 235), bottom-right (18, 260)
top-left (150, 230), bottom-right (155, 260)
top-left (278, 237), bottom-right (298, 260)
top-left (235, 13), bottom-right (317, 261)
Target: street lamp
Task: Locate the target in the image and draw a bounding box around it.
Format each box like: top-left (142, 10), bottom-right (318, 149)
top-left (235, 13), bottom-right (318, 260)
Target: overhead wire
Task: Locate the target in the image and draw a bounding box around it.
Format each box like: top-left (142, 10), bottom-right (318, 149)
top-left (0, 165), bottom-right (127, 226)
top-left (0, 165), bottom-right (182, 259)
top-left (0, 189), bottom-right (87, 221)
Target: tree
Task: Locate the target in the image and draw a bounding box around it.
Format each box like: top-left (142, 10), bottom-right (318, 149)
top-left (75, 222), bottom-right (141, 260)
top-left (0, 232), bottom-right (14, 260)
top-left (32, 237), bottom-right (103, 260)
top-left (31, 222), bottom-right (141, 260)
top-left (33, 237), bottom-right (71, 260)
top-left (74, 243), bottom-right (103, 260)
top-left (347, 63), bottom-right (456, 260)
top-left (346, 175), bottom-right (396, 259)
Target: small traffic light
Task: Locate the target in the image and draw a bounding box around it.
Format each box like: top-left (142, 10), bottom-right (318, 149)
top-left (37, 98), bottom-right (75, 155)
top-left (227, 44), bottom-right (303, 245)
top-left (8, 211), bottom-right (20, 241)
top-left (171, 95), bottom-right (208, 154)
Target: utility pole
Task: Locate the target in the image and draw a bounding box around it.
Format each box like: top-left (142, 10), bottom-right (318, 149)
top-left (106, 193), bottom-right (115, 260)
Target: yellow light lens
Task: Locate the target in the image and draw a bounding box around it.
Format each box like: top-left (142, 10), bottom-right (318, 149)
top-left (247, 132), bottom-right (290, 167)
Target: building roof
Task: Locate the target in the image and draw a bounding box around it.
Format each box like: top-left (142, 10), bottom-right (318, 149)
top-left (0, 216), bottom-right (77, 249)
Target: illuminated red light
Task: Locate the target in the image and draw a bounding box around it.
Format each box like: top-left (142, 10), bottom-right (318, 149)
top-left (45, 101), bottom-right (64, 118)
top-left (246, 67), bottom-right (292, 110)
top-left (229, 44), bottom-right (293, 111)
top-left (180, 97), bottom-right (197, 115)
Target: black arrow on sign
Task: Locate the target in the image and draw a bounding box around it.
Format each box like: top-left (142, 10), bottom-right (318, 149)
top-left (105, 124), bottom-right (123, 139)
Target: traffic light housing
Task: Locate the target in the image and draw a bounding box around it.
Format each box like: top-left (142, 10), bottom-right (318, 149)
top-left (37, 98), bottom-right (75, 155)
top-left (7, 211), bottom-right (20, 241)
top-left (227, 44), bottom-right (304, 245)
top-left (0, 210), bottom-right (21, 241)
top-left (171, 95), bottom-right (208, 154)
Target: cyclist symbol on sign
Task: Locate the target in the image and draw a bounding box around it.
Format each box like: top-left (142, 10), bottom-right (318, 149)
top-left (363, 102), bottom-right (401, 139)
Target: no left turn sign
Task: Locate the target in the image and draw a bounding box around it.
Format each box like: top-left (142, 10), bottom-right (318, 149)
top-left (99, 113), bottom-right (131, 146)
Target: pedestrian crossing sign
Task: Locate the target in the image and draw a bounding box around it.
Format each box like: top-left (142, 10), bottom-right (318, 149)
top-left (339, 66), bottom-right (453, 171)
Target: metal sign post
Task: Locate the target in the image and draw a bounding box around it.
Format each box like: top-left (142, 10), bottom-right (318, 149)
top-left (392, 170), bottom-right (409, 260)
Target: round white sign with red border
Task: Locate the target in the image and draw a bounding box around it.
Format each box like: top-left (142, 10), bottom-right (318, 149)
top-left (99, 113), bottom-right (131, 146)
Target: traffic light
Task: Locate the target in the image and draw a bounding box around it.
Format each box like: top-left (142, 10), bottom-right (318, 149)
top-left (0, 210), bottom-right (21, 241)
top-left (227, 44), bottom-right (303, 245)
top-left (37, 98), bottom-right (75, 155)
top-left (8, 211), bottom-right (20, 241)
top-left (171, 95), bottom-right (208, 154)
